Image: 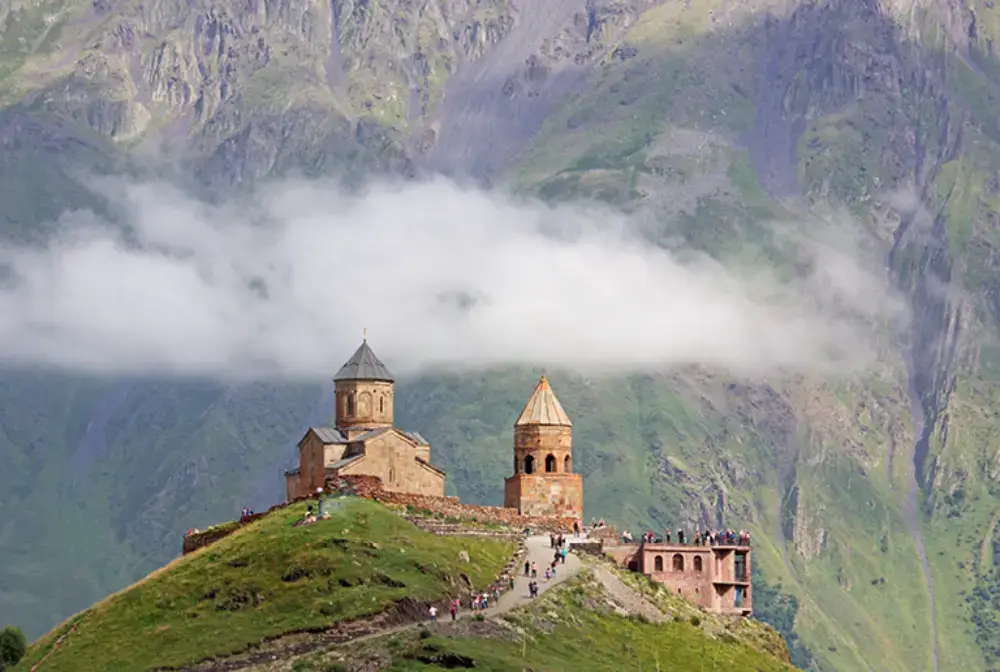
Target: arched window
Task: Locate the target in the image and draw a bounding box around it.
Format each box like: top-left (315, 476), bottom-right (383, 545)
top-left (524, 455), bottom-right (535, 474)
top-left (545, 454), bottom-right (556, 472)
top-left (514, 456), bottom-right (519, 474)
top-left (347, 392), bottom-right (355, 416)
top-left (654, 555), bottom-right (664, 572)
top-left (389, 468), bottom-right (395, 483)
top-left (564, 455), bottom-right (571, 472)
top-left (694, 556), bottom-right (703, 572)
top-left (379, 396), bottom-right (384, 413)
top-left (672, 554), bottom-right (684, 571)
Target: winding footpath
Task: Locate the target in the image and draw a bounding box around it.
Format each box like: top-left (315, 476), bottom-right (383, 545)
top-left (181, 535), bottom-right (586, 671)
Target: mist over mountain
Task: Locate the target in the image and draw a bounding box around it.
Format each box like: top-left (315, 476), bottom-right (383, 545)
top-left (2, 1), bottom-right (1000, 671)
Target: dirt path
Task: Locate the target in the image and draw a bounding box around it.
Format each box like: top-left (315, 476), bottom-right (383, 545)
top-left (590, 565), bottom-right (666, 624)
top-left (184, 535), bottom-right (584, 671)
top-left (29, 623), bottom-right (79, 672)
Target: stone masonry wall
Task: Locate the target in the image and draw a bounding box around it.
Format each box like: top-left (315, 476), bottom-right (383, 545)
top-left (333, 475), bottom-right (578, 532)
top-left (182, 474), bottom-right (577, 555)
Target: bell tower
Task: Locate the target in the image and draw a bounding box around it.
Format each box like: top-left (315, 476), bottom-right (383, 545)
top-left (503, 376), bottom-right (583, 519)
top-left (333, 336), bottom-right (394, 438)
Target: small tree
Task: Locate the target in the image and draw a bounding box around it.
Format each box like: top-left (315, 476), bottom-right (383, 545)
top-left (0, 625), bottom-right (27, 669)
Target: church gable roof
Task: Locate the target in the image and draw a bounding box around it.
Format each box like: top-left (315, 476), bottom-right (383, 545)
top-left (333, 340), bottom-right (395, 382)
top-left (515, 376), bottom-right (572, 427)
top-left (298, 426), bottom-right (348, 447)
top-left (326, 454), bottom-right (364, 471)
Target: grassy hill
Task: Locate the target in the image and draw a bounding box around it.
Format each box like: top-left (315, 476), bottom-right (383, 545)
top-left (14, 497), bottom-right (797, 672)
top-left (240, 562), bottom-right (797, 672)
top-left (4, 0), bottom-right (1000, 670)
top-left (12, 498), bottom-right (515, 672)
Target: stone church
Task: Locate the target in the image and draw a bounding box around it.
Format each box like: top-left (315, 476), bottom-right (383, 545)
top-left (284, 339), bottom-right (446, 501)
top-left (284, 340), bottom-right (584, 522)
top-left (503, 376), bottom-right (584, 519)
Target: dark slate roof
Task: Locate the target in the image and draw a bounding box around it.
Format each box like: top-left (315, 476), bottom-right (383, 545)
top-left (333, 340), bottom-right (395, 382)
top-left (310, 427), bottom-right (348, 444)
top-left (416, 456), bottom-right (446, 475)
top-left (326, 454), bottom-right (364, 471)
top-left (401, 430), bottom-right (430, 446)
top-left (349, 427), bottom-right (391, 443)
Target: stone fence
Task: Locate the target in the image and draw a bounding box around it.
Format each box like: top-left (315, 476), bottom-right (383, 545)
top-left (181, 475), bottom-right (577, 555)
top-left (330, 475), bottom-right (578, 533)
top-left (569, 541), bottom-right (605, 556)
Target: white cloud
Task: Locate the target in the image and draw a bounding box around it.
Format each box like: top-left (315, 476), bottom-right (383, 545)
top-left (0, 175), bottom-right (907, 381)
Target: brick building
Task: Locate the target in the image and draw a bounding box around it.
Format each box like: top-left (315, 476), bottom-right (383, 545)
top-left (606, 540), bottom-right (752, 615)
top-left (503, 376), bottom-right (584, 519)
top-left (284, 339), bottom-right (445, 500)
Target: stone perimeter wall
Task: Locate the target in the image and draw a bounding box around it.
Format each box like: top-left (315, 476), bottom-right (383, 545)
top-left (332, 475), bottom-right (578, 532)
top-left (182, 474), bottom-right (577, 555)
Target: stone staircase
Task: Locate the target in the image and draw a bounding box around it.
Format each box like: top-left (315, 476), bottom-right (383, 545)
top-left (403, 516), bottom-right (523, 539)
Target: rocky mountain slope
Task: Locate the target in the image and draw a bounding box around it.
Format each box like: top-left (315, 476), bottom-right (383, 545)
top-left (3, 0), bottom-right (1000, 671)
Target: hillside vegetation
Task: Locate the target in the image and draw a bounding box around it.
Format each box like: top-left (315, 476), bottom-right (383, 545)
top-left (2, 0), bottom-right (1000, 670)
top-left (13, 499), bottom-right (515, 672)
top-left (251, 568), bottom-right (796, 672)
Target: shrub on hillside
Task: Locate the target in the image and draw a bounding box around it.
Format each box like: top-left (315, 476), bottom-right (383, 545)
top-left (0, 625), bottom-right (26, 669)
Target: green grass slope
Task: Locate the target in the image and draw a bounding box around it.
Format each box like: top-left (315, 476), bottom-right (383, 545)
top-left (13, 498), bottom-right (515, 672)
top-left (270, 571), bottom-right (796, 672)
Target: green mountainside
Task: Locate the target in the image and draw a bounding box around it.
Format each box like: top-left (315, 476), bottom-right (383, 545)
top-left (2, 0), bottom-right (1000, 671)
top-left (11, 498), bottom-right (795, 672)
top-left (11, 499), bottom-right (517, 672)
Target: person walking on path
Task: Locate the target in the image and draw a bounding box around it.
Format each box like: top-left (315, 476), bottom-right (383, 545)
top-left (560, 547), bottom-right (567, 564)
top-left (429, 606), bottom-right (438, 622)
top-left (524, 560), bottom-right (530, 576)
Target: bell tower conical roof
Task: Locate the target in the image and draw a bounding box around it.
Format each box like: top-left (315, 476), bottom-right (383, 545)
top-left (333, 338), bottom-right (395, 382)
top-left (515, 375), bottom-right (572, 427)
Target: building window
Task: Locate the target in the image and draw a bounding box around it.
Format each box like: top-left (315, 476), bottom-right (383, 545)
top-left (654, 555), bottom-right (663, 572)
top-left (545, 454), bottom-right (556, 472)
top-left (564, 455), bottom-right (571, 472)
top-left (735, 552), bottom-right (747, 581)
top-left (389, 468), bottom-right (395, 483)
top-left (514, 456), bottom-right (519, 474)
top-left (672, 554), bottom-right (684, 571)
top-left (347, 393), bottom-right (355, 416)
top-left (694, 556), bottom-right (703, 572)
top-left (524, 455), bottom-right (535, 474)
top-left (379, 396), bottom-right (384, 413)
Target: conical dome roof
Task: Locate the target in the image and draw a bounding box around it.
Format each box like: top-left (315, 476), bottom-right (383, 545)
top-left (333, 340), bottom-right (394, 382)
top-left (515, 376), bottom-right (572, 427)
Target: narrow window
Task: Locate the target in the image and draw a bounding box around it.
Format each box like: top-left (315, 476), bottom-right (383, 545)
top-left (389, 468), bottom-right (395, 483)
top-left (654, 555), bottom-right (664, 572)
top-left (672, 553), bottom-right (684, 571)
top-left (694, 556), bottom-right (703, 572)
top-left (545, 454), bottom-right (556, 472)
top-left (564, 455), bottom-right (571, 472)
top-left (347, 392), bottom-right (355, 416)
top-left (524, 455), bottom-right (535, 474)
top-left (379, 396), bottom-right (384, 413)
top-left (514, 456), bottom-right (519, 474)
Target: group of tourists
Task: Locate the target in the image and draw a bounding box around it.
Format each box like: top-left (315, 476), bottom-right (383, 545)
top-left (430, 574), bottom-right (517, 622)
top-left (631, 527), bottom-right (752, 546)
